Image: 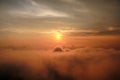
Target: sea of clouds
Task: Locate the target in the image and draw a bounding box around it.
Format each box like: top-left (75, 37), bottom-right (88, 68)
top-left (0, 47), bottom-right (120, 80)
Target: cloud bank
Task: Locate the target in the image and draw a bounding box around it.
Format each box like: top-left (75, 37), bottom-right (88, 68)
top-left (0, 47), bottom-right (120, 80)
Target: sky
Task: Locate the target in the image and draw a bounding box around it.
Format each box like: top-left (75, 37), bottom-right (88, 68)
top-left (0, 0), bottom-right (120, 50)
top-left (0, 0), bottom-right (120, 37)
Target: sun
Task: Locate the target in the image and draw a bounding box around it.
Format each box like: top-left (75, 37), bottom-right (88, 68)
top-left (55, 32), bottom-right (62, 41)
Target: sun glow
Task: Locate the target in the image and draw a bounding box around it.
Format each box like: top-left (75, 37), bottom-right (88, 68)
top-left (55, 32), bottom-right (62, 41)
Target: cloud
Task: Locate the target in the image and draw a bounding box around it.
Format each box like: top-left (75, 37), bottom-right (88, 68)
top-left (96, 28), bottom-right (120, 36)
top-left (63, 27), bottom-right (120, 36)
top-left (0, 0), bottom-right (68, 18)
top-left (0, 47), bottom-right (120, 80)
top-left (4, 0), bottom-right (69, 18)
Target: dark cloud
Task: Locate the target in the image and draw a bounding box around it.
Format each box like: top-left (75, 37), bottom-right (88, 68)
top-left (64, 27), bottom-right (120, 36)
top-left (96, 29), bottom-right (120, 35)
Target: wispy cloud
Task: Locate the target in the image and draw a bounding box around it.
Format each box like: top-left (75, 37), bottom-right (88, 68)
top-left (8, 0), bottom-right (69, 18)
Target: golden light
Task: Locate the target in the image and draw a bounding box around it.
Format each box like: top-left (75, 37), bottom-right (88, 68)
top-left (55, 32), bottom-right (62, 41)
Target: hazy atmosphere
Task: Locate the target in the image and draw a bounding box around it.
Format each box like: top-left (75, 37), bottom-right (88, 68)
top-left (0, 0), bottom-right (120, 80)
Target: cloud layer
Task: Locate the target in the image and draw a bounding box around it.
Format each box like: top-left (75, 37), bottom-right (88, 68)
top-left (0, 47), bottom-right (120, 80)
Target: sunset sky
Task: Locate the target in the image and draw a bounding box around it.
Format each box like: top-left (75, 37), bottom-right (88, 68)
top-left (0, 0), bottom-right (120, 36)
top-left (0, 0), bottom-right (120, 50)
